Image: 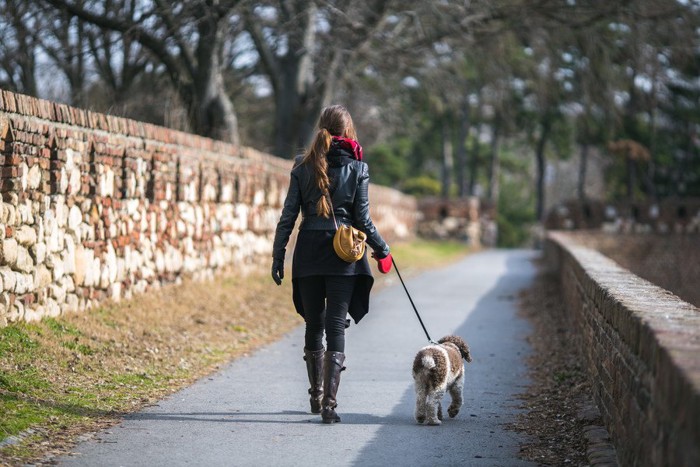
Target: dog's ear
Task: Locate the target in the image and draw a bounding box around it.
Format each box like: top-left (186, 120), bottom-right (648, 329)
top-left (438, 335), bottom-right (473, 363)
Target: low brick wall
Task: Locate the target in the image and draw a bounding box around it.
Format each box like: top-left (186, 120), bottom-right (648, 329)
top-left (544, 231), bottom-right (700, 467)
top-left (0, 90), bottom-right (417, 326)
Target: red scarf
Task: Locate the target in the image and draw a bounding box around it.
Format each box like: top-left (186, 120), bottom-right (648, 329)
top-left (332, 136), bottom-right (363, 161)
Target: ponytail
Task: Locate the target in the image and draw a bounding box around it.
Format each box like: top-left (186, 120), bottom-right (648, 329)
top-left (303, 127), bottom-right (333, 218)
top-left (303, 105), bottom-right (357, 218)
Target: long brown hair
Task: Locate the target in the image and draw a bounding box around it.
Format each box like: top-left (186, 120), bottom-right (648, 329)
top-left (303, 105), bottom-right (358, 218)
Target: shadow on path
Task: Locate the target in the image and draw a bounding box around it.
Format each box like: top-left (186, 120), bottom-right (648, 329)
top-left (350, 251), bottom-right (535, 466)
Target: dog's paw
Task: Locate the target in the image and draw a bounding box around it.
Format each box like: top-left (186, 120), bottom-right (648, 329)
top-left (437, 406), bottom-right (443, 421)
top-left (448, 406), bottom-right (460, 418)
top-left (415, 414), bottom-right (426, 424)
top-left (427, 418), bottom-right (442, 426)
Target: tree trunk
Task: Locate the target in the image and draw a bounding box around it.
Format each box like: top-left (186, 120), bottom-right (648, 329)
top-left (487, 114), bottom-right (501, 205)
top-left (7, 0), bottom-right (39, 96)
top-left (189, 15), bottom-right (239, 145)
top-left (468, 92), bottom-right (484, 196)
top-left (269, 3), bottom-right (333, 158)
top-left (456, 98), bottom-right (471, 198)
top-left (191, 72), bottom-right (239, 145)
top-left (626, 156), bottom-right (636, 202)
top-left (272, 76), bottom-right (303, 157)
top-left (535, 118), bottom-right (551, 223)
top-left (441, 118), bottom-right (454, 199)
top-left (577, 143), bottom-right (589, 202)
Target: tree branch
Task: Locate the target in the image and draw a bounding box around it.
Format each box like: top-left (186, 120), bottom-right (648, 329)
top-left (242, 8), bottom-right (282, 95)
top-left (42, 0), bottom-right (187, 86)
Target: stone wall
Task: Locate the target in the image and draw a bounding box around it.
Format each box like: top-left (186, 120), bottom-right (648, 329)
top-left (544, 231), bottom-right (700, 467)
top-left (0, 90), bottom-right (417, 326)
top-left (416, 196), bottom-right (494, 247)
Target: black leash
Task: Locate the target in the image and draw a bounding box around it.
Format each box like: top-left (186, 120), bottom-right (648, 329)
top-left (391, 257), bottom-right (437, 344)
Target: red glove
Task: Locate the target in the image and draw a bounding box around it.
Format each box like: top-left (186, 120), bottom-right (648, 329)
top-left (372, 252), bottom-right (393, 274)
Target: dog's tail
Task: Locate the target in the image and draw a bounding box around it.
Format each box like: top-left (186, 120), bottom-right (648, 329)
top-left (413, 347), bottom-right (447, 394)
top-left (420, 354), bottom-right (436, 370)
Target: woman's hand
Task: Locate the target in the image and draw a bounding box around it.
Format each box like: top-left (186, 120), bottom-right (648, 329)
top-left (271, 258), bottom-right (284, 285)
top-left (371, 251), bottom-right (393, 274)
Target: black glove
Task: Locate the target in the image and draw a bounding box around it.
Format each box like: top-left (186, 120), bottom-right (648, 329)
top-left (271, 258), bottom-right (284, 285)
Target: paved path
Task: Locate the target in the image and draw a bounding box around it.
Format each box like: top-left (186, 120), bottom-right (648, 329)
top-left (60, 249), bottom-right (537, 467)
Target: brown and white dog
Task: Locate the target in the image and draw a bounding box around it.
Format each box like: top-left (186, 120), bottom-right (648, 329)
top-left (412, 335), bottom-right (472, 425)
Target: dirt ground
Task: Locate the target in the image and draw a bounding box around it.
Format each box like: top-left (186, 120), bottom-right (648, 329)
top-left (508, 261), bottom-right (611, 466)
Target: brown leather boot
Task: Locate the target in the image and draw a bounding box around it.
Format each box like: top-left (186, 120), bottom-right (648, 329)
top-left (321, 351), bottom-right (346, 424)
top-left (303, 348), bottom-right (324, 414)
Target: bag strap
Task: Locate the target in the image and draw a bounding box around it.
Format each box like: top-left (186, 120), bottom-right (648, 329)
top-left (326, 191), bottom-right (339, 230)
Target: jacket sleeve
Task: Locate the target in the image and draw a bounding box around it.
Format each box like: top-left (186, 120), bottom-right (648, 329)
top-left (352, 163), bottom-right (390, 257)
top-left (272, 170), bottom-right (301, 261)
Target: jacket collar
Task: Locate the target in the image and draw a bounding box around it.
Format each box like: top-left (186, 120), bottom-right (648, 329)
top-left (327, 144), bottom-right (356, 167)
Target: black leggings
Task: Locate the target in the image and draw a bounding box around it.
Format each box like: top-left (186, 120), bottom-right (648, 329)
top-left (297, 275), bottom-right (356, 353)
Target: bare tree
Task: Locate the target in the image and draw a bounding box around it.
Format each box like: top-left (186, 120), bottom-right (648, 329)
top-left (243, 0), bottom-right (406, 158)
top-left (38, 1), bottom-right (90, 106)
top-left (0, 0), bottom-right (40, 95)
top-left (84, 1), bottom-right (150, 105)
top-left (43, 0), bottom-right (242, 144)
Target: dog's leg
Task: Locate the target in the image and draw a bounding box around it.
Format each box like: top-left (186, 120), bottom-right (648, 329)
top-left (437, 402), bottom-right (443, 421)
top-left (447, 373), bottom-right (465, 418)
top-left (426, 390), bottom-right (444, 426)
top-left (414, 383), bottom-right (427, 424)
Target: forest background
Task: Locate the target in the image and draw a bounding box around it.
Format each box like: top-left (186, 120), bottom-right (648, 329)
top-left (1, 0), bottom-right (698, 246)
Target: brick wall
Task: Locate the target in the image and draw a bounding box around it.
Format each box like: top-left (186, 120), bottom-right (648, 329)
top-left (544, 231), bottom-right (700, 467)
top-left (0, 90), bottom-right (417, 326)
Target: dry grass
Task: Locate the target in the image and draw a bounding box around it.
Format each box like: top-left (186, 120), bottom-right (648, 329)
top-left (0, 271), bottom-right (299, 466)
top-left (0, 240), bottom-right (471, 466)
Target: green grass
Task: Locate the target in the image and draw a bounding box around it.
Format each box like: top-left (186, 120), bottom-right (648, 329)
top-left (44, 318), bottom-right (81, 337)
top-left (390, 239), bottom-right (472, 270)
top-left (0, 326), bottom-right (39, 357)
top-left (0, 322), bottom-right (110, 447)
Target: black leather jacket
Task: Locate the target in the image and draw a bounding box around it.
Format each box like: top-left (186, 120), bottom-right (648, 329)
top-left (272, 146), bottom-right (390, 261)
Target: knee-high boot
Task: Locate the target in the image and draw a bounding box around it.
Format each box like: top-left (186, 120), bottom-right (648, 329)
top-left (321, 351), bottom-right (346, 424)
top-left (303, 348), bottom-right (324, 414)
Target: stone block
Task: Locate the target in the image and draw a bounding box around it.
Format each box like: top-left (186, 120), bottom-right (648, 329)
top-left (17, 201), bottom-right (33, 225)
top-left (74, 245), bottom-right (87, 286)
top-left (24, 305), bottom-right (43, 322)
top-left (34, 265), bottom-right (52, 289)
top-left (14, 272), bottom-right (33, 294)
top-left (0, 292), bottom-right (10, 314)
top-left (48, 283), bottom-right (67, 303)
top-left (0, 238), bottom-right (18, 266)
top-left (67, 205), bottom-right (82, 234)
top-left (0, 205), bottom-right (14, 227)
top-left (15, 245), bottom-right (34, 273)
top-left (30, 242), bottom-right (47, 264)
top-left (45, 297), bottom-right (61, 317)
top-left (27, 164), bottom-right (41, 190)
top-left (15, 225), bottom-right (37, 246)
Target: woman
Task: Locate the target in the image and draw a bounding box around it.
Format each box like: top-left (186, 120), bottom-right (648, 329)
top-left (271, 105), bottom-right (393, 424)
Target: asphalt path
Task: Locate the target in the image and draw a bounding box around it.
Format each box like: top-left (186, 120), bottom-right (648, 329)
top-left (59, 249), bottom-right (537, 467)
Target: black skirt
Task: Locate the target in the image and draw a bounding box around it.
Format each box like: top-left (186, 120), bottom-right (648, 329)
top-left (291, 230), bottom-right (375, 324)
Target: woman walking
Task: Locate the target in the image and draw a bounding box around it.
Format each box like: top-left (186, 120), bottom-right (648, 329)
top-left (271, 105), bottom-right (393, 423)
